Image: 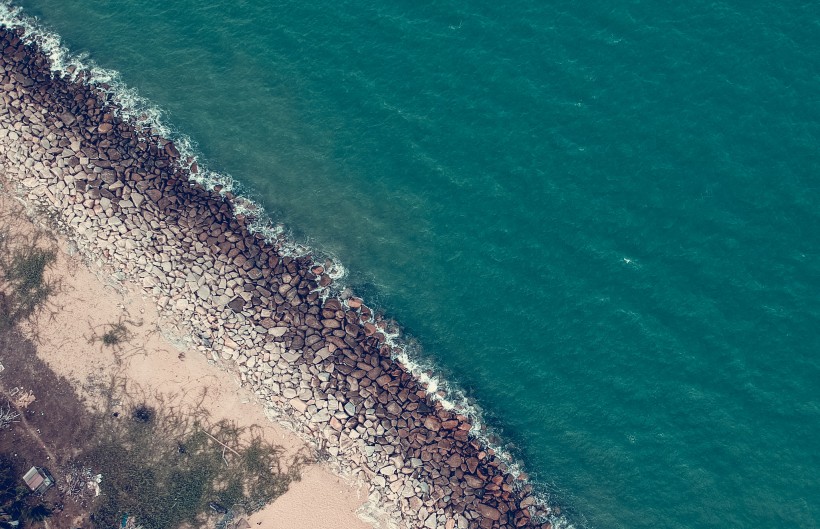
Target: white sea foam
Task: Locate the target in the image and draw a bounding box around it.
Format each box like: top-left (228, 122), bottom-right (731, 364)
top-left (0, 1), bottom-right (321, 258)
top-left (0, 4), bottom-right (571, 526)
top-left (347, 300), bottom-right (573, 527)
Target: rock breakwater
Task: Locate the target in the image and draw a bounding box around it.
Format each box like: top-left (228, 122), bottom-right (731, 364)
top-left (0, 23), bottom-right (560, 529)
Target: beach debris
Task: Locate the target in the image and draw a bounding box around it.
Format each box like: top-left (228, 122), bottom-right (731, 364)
top-left (13, 388), bottom-right (35, 409)
top-left (0, 401), bottom-right (20, 429)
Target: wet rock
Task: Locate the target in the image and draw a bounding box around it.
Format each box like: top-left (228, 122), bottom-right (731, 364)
top-left (476, 504), bottom-right (501, 521)
top-left (164, 141), bottom-right (180, 158)
top-left (424, 416), bottom-right (442, 432)
top-left (464, 475), bottom-right (484, 489)
top-left (519, 496), bottom-right (536, 508)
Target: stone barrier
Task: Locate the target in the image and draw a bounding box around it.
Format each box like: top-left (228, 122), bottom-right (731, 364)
top-left (0, 25), bottom-right (558, 529)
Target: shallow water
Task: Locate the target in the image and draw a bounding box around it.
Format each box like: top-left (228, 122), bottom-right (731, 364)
top-left (9, 1), bottom-right (820, 527)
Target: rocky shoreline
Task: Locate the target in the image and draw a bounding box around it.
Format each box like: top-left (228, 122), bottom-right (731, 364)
top-left (0, 24), bottom-right (558, 529)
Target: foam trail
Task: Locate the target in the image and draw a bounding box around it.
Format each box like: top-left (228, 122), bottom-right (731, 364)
top-left (0, 1), bottom-right (319, 263)
top-left (0, 3), bottom-right (572, 526)
top-left (346, 301), bottom-right (573, 527)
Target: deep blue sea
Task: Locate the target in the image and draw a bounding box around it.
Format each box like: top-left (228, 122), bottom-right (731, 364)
top-left (6, 1), bottom-right (820, 527)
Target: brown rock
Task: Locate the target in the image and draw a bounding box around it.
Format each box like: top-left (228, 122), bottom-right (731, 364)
top-left (98, 123), bottom-right (113, 133)
top-left (164, 141), bottom-right (180, 157)
top-left (424, 416), bottom-right (441, 432)
top-left (446, 454), bottom-right (463, 468)
top-left (476, 504), bottom-right (501, 521)
top-left (324, 299), bottom-right (342, 311)
top-left (145, 189), bottom-right (162, 202)
top-left (519, 495), bottom-right (536, 508)
top-left (100, 170), bottom-right (117, 185)
top-left (464, 474), bottom-right (484, 488)
top-left (348, 298), bottom-right (362, 309)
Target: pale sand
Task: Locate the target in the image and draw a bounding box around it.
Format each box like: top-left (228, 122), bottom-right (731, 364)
top-left (1, 191), bottom-right (371, 529)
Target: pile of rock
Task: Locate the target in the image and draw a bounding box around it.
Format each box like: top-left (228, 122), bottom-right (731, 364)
top-left (0, 25), bottom-right (558, 529)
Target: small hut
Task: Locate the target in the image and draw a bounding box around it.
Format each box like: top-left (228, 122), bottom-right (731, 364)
top-left (22, 466), bottom-right (54, 494)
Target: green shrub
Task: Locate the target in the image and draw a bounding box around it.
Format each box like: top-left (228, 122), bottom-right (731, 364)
top-left (0, 241), bottom-right (56, 329)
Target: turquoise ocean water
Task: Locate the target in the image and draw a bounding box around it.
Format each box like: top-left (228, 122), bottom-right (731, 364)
top-left (7, 1), bottom-right (820, 527)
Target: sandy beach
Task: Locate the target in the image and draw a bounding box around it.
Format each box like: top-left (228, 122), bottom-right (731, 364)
top-left (0, 191), bottom-right (372, 529)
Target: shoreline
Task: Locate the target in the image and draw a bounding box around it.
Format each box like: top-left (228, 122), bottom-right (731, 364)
top-left (0, 191), bottom-right (371, 529)
top-left (0, 18), bottom-right (559, 529)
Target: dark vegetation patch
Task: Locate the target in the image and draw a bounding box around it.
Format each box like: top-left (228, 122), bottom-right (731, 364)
top-left (101, 322), bottom-right (129, 347)
top-left (131, 403), bottom-right (155, 424)
top-left (0, 224), bottom-right (57, 331)
top-left (78, 384), bottom-right (302, 529)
